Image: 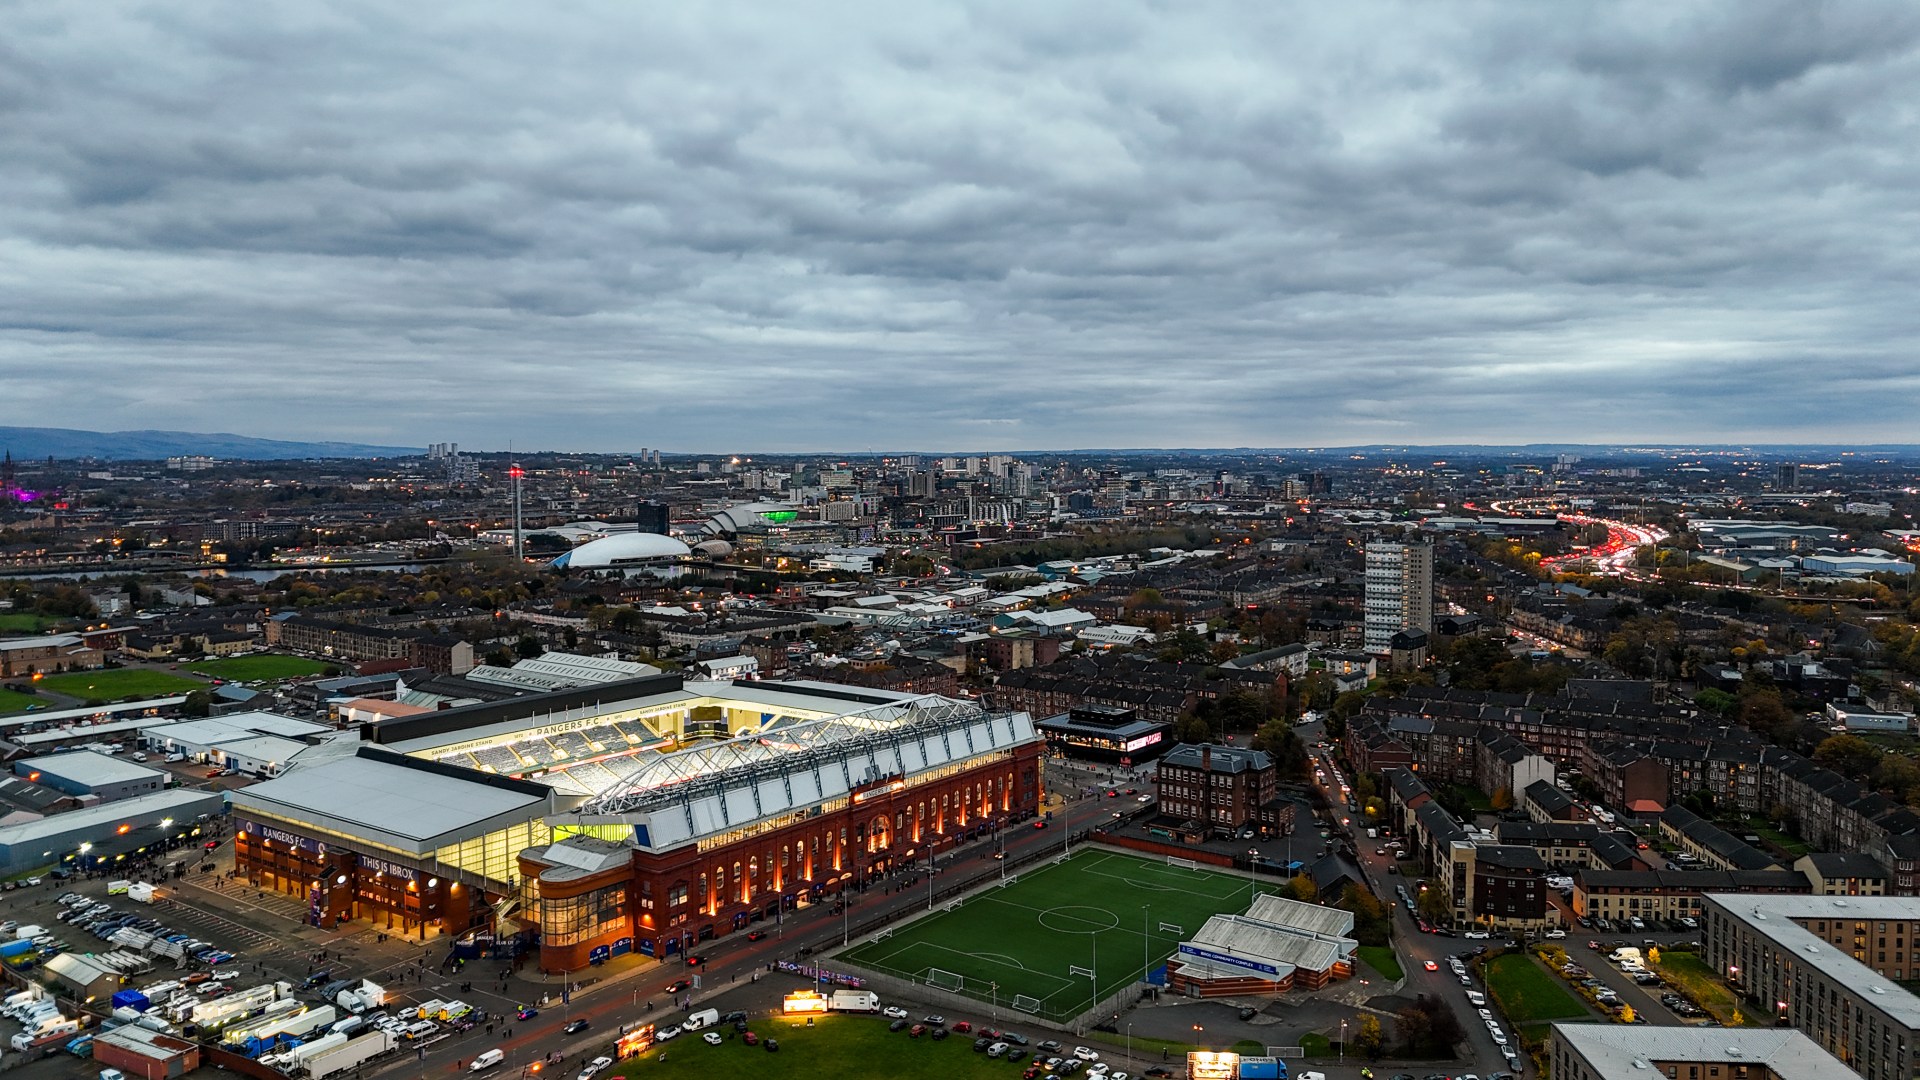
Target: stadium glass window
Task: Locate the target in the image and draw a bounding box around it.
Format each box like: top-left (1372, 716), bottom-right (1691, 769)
top-left (543, 883), bottom-right (627, 947)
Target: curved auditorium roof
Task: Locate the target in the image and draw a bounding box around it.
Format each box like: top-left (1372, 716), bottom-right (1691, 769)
top-left (550, 531), bottom-right (691, 568)
top-left (702, 502), bottom-right (800, 536)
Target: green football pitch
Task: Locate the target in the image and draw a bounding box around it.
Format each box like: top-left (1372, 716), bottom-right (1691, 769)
top-left (838, 849), bottom-right (1265, 1023)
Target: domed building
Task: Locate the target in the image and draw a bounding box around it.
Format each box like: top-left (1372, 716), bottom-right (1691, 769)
top-left (549, 531), bottom-right (691, 569)
top-left (700, 502), bottom-right (800, 537)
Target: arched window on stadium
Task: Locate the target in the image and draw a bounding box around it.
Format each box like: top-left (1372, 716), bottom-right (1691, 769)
top-left (867, 815), bottom-right (890, 853)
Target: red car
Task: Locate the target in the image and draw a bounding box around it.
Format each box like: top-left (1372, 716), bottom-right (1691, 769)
top-left (746, 931), bottom-right (767, 942)
top-left (686, 955), bottom-right (703, 967)
top-left (205, 768), bottom-right (224, 778)
top-left (952, 1021), bottom-right (973, 1034)
top-left (1031, 821), bottom-right (1048, 830)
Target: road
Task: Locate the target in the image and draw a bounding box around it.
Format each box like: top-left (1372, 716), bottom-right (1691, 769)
top-left (1305, 742), bottom-right (1535, 1075)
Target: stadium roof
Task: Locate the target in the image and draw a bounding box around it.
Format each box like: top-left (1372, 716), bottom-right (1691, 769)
top-left (573, 694), bottom-right (1040, 852)
top-left (230, 747), bottom-right (556, 854)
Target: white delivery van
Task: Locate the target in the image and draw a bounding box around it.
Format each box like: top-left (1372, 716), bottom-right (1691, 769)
top-left (683, 1008), bottom-right (719, 1031)
top-left (469, 1049), bottom-right (506, 1072)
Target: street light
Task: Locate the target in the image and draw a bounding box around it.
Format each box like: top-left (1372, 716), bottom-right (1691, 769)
top-left (1340, 1019), bottom-right (1347, 1064)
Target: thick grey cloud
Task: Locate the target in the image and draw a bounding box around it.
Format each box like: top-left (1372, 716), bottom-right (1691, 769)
top-left (2, 2), bottom-right (1918, 451)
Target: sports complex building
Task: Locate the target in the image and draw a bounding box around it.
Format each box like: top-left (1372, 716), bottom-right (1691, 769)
top-left (228, 674), bottom-right (1044, 971)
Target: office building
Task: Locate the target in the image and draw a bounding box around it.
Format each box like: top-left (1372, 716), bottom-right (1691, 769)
top-left (1365, 539), bottom-right (1434, 653)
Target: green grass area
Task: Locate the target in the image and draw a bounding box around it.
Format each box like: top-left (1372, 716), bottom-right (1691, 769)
top-left (840, 849), bottom-right (1264, 1024)
top-left (1300, 1033), bottom-right (1333, 1058)
top-left (1439, 783), bottom-right (1494, 813)
top-left (1356, 945), bottom-right (1404, 981)
top-left (1484, 952), bottom-right (1591, 1030)
top-left (1653, 951), bottom-right (1761, 1027)
top-left (0, 612), bottom-right (58, 632)
top-left (0, 688), bottom-right (45, 715)
top-left (184, 654), bottom-right (330, 682)
top-left (36, 668), bottom-right (204, 702)
top-left (612, 1012), bottom-right (1215, 1080)
top-left (1741, 817), bottom-right (1810, 857)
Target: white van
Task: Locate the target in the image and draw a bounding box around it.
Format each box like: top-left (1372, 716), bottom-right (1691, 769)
top-left (130, 752), bottom-right (148, 763)
top-left (469, 1049), bottom-right (505, 1072)
top-left (683, 1008), bottom-right (719, 1031)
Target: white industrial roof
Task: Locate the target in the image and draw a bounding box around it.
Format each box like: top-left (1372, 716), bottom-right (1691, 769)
top-left (1553, 1024), bottom-right (1861, 1080)
top-left (0, 787), bottom-right (226, 846)
top-left (17, 750), bottom-right (165, 788)
top-left (1246, 894), bottom-right (1357, 940)
top-left (1185, 913), bottom-right (1348, 975)
top-left (231, 754), bottom-right (551, 852)
top-left (212, 734), bottom-right (308, 764)
top-left (142, 712), bottom-right (328, 747)
top-left (0, 695), bottom-right (190, 730)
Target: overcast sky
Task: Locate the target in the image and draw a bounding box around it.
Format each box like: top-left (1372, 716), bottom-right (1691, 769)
top-left (3, 3), bottom-right (1918, 453)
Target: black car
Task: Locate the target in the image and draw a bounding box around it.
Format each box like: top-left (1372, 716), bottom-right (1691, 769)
top-left (764, 1039), bottom-right (778, 1053)
top-left (1237, 1006), bottom-right (1258, 1020)
top-left (665, 979), bottom-right (690, 994)
top-left (1003, 1032), bottom-right (1029, 1046)
top-left (721, 1011), bottom-right (748, 1025)
top-left (1039, 1041), bottom-right (1063, 1055)
top-left (890, 1019), bottom-right (909, 1032)
top-left (301, 971), bottom-right (331, 989)
top-left (1007, 1049), bottom-right (1028, 1063)
top-left (974, 1037), bottom-right (994, 1052)
top-left (931, 1028), bottom-right (949, 1041)
top-left (563, 1019), bottom-right (589, 1035)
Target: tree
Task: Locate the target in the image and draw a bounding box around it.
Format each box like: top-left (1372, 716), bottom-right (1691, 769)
top-left (1694, 688), bottom-right (1738, 716)
top-left (1739, 690), bottom-right (1795, 742)
top-left (1647, 946), bottom-right (1660, 965)
top-left (1619, 1004), bottom-right (1636, 1024)
top-left (1352, 1014), bottom-right (1385, 1060)
top-left (1416, 885), bottom-right (1452, 926)
top-left (1813, 734), bottom-right (1883, 780)
top-left (1284, 874), bottom-right (1318, 902)
top-left (1490, 786), bottom-right (1514, 812)
top-left (513, 635), bottom-right (544, 660)
top-left (180, 690), bottom-right (213, 719)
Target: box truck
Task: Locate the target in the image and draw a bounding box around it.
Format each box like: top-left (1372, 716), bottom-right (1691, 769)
top-left (305, 1029), bottom-right (397, 1079)
top-left (829, 990), bottom-right (880, 1012)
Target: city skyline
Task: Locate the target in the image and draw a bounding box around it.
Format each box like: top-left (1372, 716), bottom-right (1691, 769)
top-left (4, 4), bottom-right (1918, 450)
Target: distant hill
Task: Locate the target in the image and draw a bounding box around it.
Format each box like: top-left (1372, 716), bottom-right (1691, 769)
top-left (0, 426), bottom-right (421, 461)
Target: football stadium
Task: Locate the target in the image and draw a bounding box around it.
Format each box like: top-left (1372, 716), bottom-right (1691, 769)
top-left (229, 674), bottom-right (1044, 970)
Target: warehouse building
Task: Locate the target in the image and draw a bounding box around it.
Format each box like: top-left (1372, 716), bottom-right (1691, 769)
top-left (138, 712), bottom-right (329, 773)
top-left (1167, 893), bottom-right (1356, 996)
top-left (229, 673), bottom-right (1044, 966)
top-left (14, 751), bottom-right (168, 803)
top-left (0, 787), bottom-right (227, 874)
